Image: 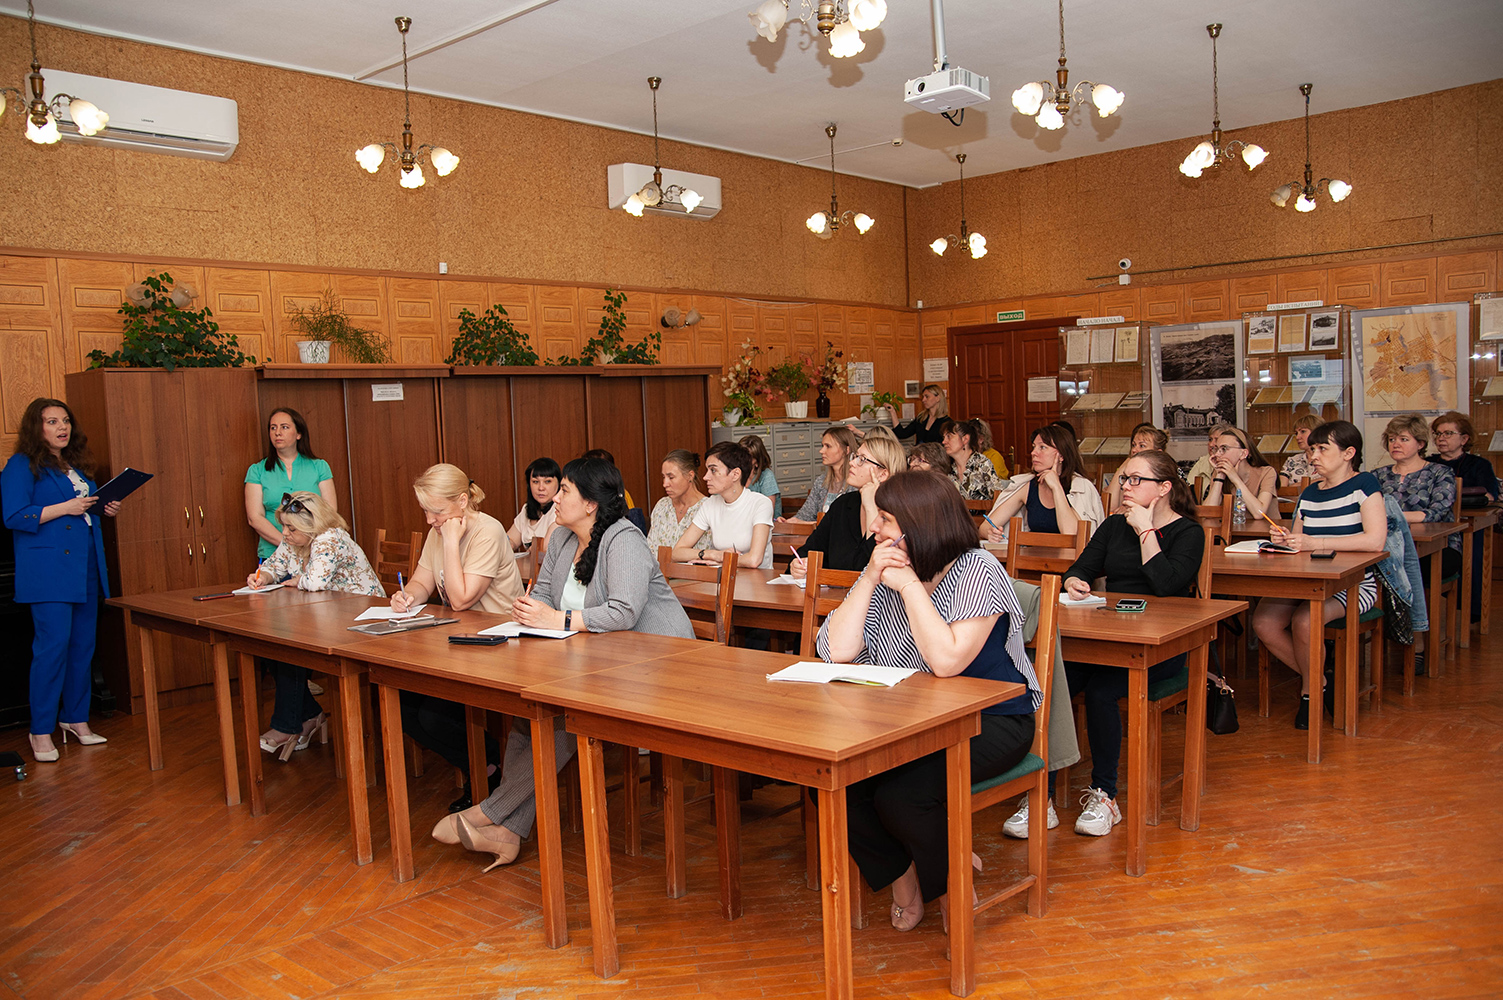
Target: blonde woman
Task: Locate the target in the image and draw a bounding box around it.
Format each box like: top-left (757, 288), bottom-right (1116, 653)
top-left (784, 425), bottom-right (860, 523)
top-left (888, 384), bottom-right (949, 445)
top-left (1282, 413), bottom-right (1321, 484)
top-left (1202, 425), bottom-right (1280, 524)
top-left (791, 428), bottom-right (907, 577)
top-left (391, 464), bottom-right (524, 614)
top-left (245, 491), bottom-right (382, 759)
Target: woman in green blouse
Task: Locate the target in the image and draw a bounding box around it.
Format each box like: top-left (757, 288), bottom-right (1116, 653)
top-left (244, 407), bottom-right (336, 560)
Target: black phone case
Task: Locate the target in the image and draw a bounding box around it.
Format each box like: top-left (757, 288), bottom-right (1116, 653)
top-left (448, 634), bottom-right (508, 645)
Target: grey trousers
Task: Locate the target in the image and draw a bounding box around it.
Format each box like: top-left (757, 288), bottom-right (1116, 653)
top-left (478, 715), bottom-right (577, 838)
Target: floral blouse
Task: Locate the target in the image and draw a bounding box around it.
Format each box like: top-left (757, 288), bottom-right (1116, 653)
top-left (647, 495), bottom-right (706, 551)
top-left (953, 452), bottom-right (1006, 501)
top-left (259, 527), bottom-right (384, 596)
top-left (1282, 452), bottom-right (1312, 482)
top-left (1375, 462), bottom-right (1460, 550)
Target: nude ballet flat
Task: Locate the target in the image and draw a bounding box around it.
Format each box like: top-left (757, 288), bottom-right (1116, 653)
top-left (60, 723), bottom-right (107, 746)
top-left (455, 815), bottom-right (521, 872)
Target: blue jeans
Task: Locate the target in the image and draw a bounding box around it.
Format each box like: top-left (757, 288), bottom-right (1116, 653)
top-left (28, 533), bottom-right (100, 734)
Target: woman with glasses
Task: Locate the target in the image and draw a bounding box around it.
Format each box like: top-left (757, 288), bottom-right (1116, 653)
top-left (791, 429), bottom-right (906, 578)
top-left (1201, 426), bottom-right (1281, 524)
top-left (985, 424), bottom-right (1104, 540)
top-left (244, 491), bottom-right (382, 759)
top-left (1428, 411), bottom-right (1498, 623)
top-left (1003, 450), bottom-right (1203, 841)
top-left (244, 408), bottom-right (336, 561)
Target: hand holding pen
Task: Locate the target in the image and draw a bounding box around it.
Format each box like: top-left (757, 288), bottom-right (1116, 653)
top-left (789, 544), bottom-right (807, 579)
top-left (391, 571), bottom-right (414, 613)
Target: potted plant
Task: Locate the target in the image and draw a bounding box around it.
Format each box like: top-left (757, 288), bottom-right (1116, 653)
top-left (766, 356), bottom-right (813, 418)
top-left (556, 289), bottom-right (661, 365)
top-left (288, 290), bottom-right (392, 363)
top-left (862, 390), bottom-right (905, 423)
top-left (87, 272), bottom-right (256, 371)
top-left (720, 342), bottom-right (770, 425)
top-left (445, 304), bottom-right (539, 366)
top-left (809, 340), bottom-right (847, 418)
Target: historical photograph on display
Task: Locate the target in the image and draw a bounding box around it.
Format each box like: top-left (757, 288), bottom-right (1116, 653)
top-left (1158, 327), bottom-right (1236, 382)
top-left (1309, 311), bottom-right (1341, 349)
top-left (1247, 315), bottom-right (1277, 354)
top-left (1161, 382), bottom-right (1237, 432)
top-left (1150, 320), bottom-right (1244, 457)
top-left (1115, 326), bottom-right (1140, 363)
top-left (1277, 313), bottom-right (1307, 353)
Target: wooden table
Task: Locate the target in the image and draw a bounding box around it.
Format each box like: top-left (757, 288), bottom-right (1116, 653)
top-left (1409, 521), bottom-right (1467, 670)
top-left (524, 647), bottom-right (1019, 999)
top-left (1056, 594), bottom-right (1246, 877)
top-left (105, 586), bottom-right (353, 805)
top-left (1210, 549), bottom-right (1389, 757)
top-left (1461, 507), bottom-right (1498, 642)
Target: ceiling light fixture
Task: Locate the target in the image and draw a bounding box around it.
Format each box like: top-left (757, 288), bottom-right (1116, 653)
top-left (1269, 83), bottom-right (1350, 212)
top-left (1010, 0), bottom-right (1122, 132)
top-left (623, 77), bottom-right (701, 217)
top-left (1179, 24), bottom-right (1267, 178)
top-left (749, 0), bottom-right (887, 59)
top-left (355, 17), bottom-right (457, 189)
top-left (1, 0), bottom-right (109, 145)
top-left (806, 123), bottom-right (873, 239)
top-left (929, 153), bottom-right (986, 259)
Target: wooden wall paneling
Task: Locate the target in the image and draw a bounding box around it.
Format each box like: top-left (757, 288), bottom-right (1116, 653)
top-left (724, 298), bottom-right (758, 357)
top-left (342, 377), bottom-right (442, 563)
top-left (489, 283), bottom-right (538, 358)
top-left (537, 285), bottom-right (581, 363)
top-left (331, 273), bottom-right (390, 363)
top-left (511, 375), bottom-right (588, 492)
top-left (1379, 258), bottom-right (1438, 306)
top-left (386, 277), bottom-right (442, 364)
top-left (678, 295), bottom-right (727, 368)
top-left (921, 310), bottom-right (951, 364)
top-left (617, 289), bottom-right (658, 360)
top-left (586, 376), bottom-right (648, 510)
top-left (181, 370), bottom-right (262, 588)
top-left (1274, 269), bottom-right (1330, 306)
top-left (439, 376), bottom-right (516, 517)
top-left (1138, 285), bottom-right (1186, 325)
top-left (56, 257), bottom-right (134, 372)
top-left (653, 292), bottom-right (693, 366)
top-left (1329, 264), bottom-right (1380, 308)
top-left (1098, 287), bottom-right (1140, 322)
top-left (1062, 292), bottom-right (1102, 320)
top-left (760, 302), bottom-right (792, 363)
top-left (1184, 280), bottom-right (1230, 323)
top-left (871, 309), bottom-right (897, 411)
top-left (437, 280), bottom-right (490, 363)
top-left (1230, 274), bottom-right (1277, 314)
top-left (255, 378), bottom-right (354, 529)
top-left (643, 375), bottom-right (711, 506)
top-left (268, 270), bottom-right (332, 362)
top-left (202, 267), bottom-right (274, 364)
top-left (893, 309), bottom-right (921, 390)
top-left (947, 304), bottom-right (991, 327)
top-left (0, 255), bottom-right (64, 456)
top-left (1436, 252), bottom-right (1496, 302)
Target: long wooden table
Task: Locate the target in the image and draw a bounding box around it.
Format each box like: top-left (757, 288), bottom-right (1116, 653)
top-left (1056, 593), bottom-right (1246, 877)
top-left (523, 648), bottom-right (1019, 1000)
top-left (1409, 521), bottom-right (1467, 671)
top-left (1461, 507), bottom-right (1497, 643)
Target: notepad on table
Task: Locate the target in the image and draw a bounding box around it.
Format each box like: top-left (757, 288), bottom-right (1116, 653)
top-left (766, 573), bottom-right (808, 586)
top-left (477, 622), bottom-right (578, 639)
top-left (232, 582), bottom-right (285, 596)
top-left (767, 662), bottom-right (917, 687)
top-left (1058, 592), bottom-right (1106, 606)
top-left (355, 604), bottom-right (428, 621)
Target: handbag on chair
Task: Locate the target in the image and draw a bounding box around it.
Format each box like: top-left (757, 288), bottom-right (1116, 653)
top-left (1206, 674), bottom-right (1239, 735)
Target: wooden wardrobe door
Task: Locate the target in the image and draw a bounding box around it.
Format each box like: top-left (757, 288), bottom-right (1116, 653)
top-left (182, 369), bottom-right (261, 586)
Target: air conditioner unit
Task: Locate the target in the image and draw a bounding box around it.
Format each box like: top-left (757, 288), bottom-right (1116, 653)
top-left (44, 69), bottom-right (239, 162)
top-left (607, 163), bottom-right (722, 219)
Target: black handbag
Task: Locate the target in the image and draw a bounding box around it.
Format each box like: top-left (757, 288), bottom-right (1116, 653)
top-left (1206, 674), bottom-right (1239, 735)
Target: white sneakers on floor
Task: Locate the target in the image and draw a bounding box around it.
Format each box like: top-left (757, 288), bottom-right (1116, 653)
top-left (1074, 787), bottom-right (1122, 836)
top-left (1001, 795), bottom-right (1059, 838)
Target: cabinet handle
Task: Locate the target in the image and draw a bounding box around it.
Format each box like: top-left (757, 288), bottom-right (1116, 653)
top-left (184, 507), bottom-right (190, 527)
top-left (198, 506), bottom-right (204, 524)
top-left (187, 543), bottom-right (192, 559)
top-left (201, 543), bottom-right (206, 558)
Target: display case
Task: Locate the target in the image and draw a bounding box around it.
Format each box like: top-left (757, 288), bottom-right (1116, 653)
top-left (1057, 322), bottom-right (1151, 485)
top-left (1242, 305), bottom-right (1351, 465)
top-left (1471, 291), bottom-right (1503, 474)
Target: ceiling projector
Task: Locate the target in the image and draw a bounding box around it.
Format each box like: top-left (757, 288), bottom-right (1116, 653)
top-left (904, 67), bottom-right (990, 114)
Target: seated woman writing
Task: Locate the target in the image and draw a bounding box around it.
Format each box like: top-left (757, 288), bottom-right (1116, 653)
top-left (986, 424), bottom-right (1104, 540)
top-left (817, 470), bottom-right (1040, 932)
top-left (244, 491), bottom-right (383, 759)
top-left (433, 457), bottom-right (694, 867)
top-left (1002, 450), bottom-right (1203, 840)
top-left (791, 428), bottom-right (906, 577)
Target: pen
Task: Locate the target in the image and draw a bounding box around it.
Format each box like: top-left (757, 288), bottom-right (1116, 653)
top-left (981, 513), bottom-right (999, 531)
top-left (789, 544), bottom-right (803, 561)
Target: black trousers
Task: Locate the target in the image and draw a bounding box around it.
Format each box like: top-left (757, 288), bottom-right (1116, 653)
top-left (1050, 654), bottom-right (1185, 800)
top-left (845, 712), bottom-right (1033, 903)
top-left (399, 692), bottom-right (501, 774)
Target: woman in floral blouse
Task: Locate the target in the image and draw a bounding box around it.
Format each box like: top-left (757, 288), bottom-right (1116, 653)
top-left (1281, 413), bottom-right (1321, 484)
top-left (245, 491), bottom-right (383, 759)
top-left (943, 419), bottom-right (1006, 502)
top-left (646, 449), bottom-right (707, 550)
top-left (1374, 415), bottom-right (1457, 665)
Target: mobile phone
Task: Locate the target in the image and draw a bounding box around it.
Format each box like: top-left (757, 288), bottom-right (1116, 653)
top-left (448, 634), bottom-right (508, 645)
top-left (1309, 550), bottom-right (1336, 560)
top-left (192, 592), bottom-right (235, 601)
top-left (1114, 598), bottom-right (1147, 612)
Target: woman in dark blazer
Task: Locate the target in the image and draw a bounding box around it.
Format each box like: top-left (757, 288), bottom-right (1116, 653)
top-left (2, 398), bottom-right (121, 762)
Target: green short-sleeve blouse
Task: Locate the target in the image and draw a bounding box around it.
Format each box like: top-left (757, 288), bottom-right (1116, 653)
top-left (244, 454), bottom-right (334, 558)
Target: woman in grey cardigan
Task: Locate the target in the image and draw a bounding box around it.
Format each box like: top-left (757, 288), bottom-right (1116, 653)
top-left (432, 457), bottom-right (693, 869)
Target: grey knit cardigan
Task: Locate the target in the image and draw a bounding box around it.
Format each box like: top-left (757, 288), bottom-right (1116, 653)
top-left (533, 519), bottom-right (695, 639)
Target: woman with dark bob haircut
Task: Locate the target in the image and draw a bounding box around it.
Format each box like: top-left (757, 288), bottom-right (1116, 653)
top-left (817, 471), bottom-right (1040, 933)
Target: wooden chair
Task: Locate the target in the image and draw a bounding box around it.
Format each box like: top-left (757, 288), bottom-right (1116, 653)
top-left (772, 516), bottom-right (820, 568)
top-left (374, 528), bottom-right (422, 594)
top-left (1003, 516), bottom-right (1088, 582)
top-left (1257, 579), bottom-right (1386, 725)
top-left (1194, 496), bottom-right (1244, 679)
top-left (658, 545), bottom-right (739, 643)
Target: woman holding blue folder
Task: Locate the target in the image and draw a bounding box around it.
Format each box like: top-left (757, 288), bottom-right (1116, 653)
top-left (3, 398), bottom-right (121, 763)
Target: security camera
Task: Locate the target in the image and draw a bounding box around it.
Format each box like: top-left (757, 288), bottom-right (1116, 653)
top-left (1118, 257), bottom-right (1132, 271)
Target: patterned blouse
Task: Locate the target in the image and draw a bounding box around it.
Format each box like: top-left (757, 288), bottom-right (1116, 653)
top-left (953, 451), bottom-right (1006, 501)
top-left (259, 527), bottom-right (384, 596)
top-left (1374, 462), bottom-right (1459, 549)
top-left (646, 495), bottom-right (706, 551)
top-left (1282, 452), bottom-right (1312, 482)
top-left (793, 476), bottom-right (852, 521)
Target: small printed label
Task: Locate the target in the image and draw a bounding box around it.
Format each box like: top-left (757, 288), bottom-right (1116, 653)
top-left (996, 310), bottom-right (1026, 322)
top-left (371, 383), bottom-right (404, 402)
top-left (1077, 315), bottom-right (1126, 326)
top-left (1269, 300), bottom-right (1324, 310)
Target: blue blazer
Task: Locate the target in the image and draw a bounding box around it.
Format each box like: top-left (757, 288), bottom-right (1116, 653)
top-left (1, 452), bottom-right (112, 604)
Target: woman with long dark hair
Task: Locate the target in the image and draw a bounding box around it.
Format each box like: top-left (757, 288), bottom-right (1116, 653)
top-left (433, 457), bottom-right (693, 868)
top-left (244, 407), bottom-right (336, 560)
top-left (3, 398), bottom-right (122, 762)
top-left (506, 456), bottom-right (561, 553)
top-left (987, 424), bottom-right (1104, 538)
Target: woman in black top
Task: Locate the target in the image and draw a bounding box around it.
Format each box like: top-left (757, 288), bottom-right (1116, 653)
top-left (1429, 412), bottom-right (1498, 620)
top-left (1003, 450), bottom-right (1203, 842)
top-left (887, 384), bottom-right (949, 445)
top-left (790, 430), bottom-right (906, 577)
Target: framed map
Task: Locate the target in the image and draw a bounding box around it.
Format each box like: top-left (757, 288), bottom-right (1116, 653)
top-left (1352, 302), bottom-right (1470, 469)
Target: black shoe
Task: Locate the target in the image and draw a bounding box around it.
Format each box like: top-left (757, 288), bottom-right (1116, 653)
top-left (1413, 651), bottom-right (1426, 677)
top-left (1322, 679), bottom-right (1336, 717)
top-left (448, 787), bottom-right (473, 813)
top-left (1294, 695), bottom-right (1310, 730)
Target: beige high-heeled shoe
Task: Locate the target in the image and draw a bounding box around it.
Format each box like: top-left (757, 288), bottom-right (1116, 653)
top-left (455, 815), bottom-right (522, 872)
top-left (431, 814), bottom-right (463, 846)
top-left (29, 734), bottom-right (58, 763)
top-left (60, 723), bottom-right (107, 746)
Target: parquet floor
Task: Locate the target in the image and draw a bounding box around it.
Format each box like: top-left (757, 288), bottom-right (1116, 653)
top-left (4, 613), bottom-right (1503, 1000)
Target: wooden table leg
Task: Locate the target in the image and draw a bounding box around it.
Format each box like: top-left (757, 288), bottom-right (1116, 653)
top-left (1343, 586), bottom-right (1360, 737)
top-left (531, 717), bottom-right (568, 949)
top-left (713, 765), bottom-right (742, 920)
top-left (577, 735), bottom-right (617, 977)
top-left (1124, 669), bottom-right (1148, 877)
top-left (663, 754), bottom-right (686, 899)
top-left (1459, 524), bottom-right (1473, 649)
top-left (379, 684), bottom-right (414, 882)
top-left (1307, 598), bottom-right (1324, 764)
top-left (1433, 535), bottom-right (1450, 673)
top-left (237, 652), bottom-right (266, 816)
top-left (465, 705), bottom-right (488, 808)
top-left (336, 671), bottom-right (372, 866)
top-left (210, 642), bottom-right (240, 807)
top-left (946, 739), bottom-right (975, 997)
top-left (623, 746), bottom-right (641, 857)
top-left (817, 783), bottom-right (854, 1000)
top-left (136, 621), bottom-right (163, 772)
top-left (1181, 641), bottom-right (1208, 832)
top-left (1481, 523), bottom-right (1494, 636)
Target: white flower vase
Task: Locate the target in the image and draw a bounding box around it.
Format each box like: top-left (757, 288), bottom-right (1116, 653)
top-left (784, 401), bottom-right (808, 418)
top-left (296, 340), bottom-right (331, 364)
top-left (722, 407), bottom-right (743, 426)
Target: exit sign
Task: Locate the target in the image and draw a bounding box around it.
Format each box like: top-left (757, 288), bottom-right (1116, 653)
top-left (996, 310), bottom-right (1026, 322)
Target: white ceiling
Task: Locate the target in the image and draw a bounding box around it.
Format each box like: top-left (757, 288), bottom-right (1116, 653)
top-left (7, 0), bottom-right (1503, 187)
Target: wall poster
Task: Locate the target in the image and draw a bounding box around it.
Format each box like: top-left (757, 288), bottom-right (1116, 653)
top-left (1149, 320), bottom-right (1244, 462)
top-left (1351, 301), bottom-right (1469, 470)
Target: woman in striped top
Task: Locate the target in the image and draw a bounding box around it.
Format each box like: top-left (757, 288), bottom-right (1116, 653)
top-left (1252, 421), bottom-right (1386, 730)
top-left (817, 471), bottom-right (1040, 933)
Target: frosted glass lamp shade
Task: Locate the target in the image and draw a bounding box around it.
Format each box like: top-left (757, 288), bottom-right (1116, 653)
top-left (1091, 84), bottom-right (1124, 116)
top-left (852, 212), bottom-right (874, 234)
top-left (1012, 82), bottom-right (1044, 116)
top-left (356, 144), bottom-right (386, 173)
top-left (749, 0), bottom-right (787, 42)
top-left (680, 188), bottom-right (703, 212)
top-left (624, 194), bottom-right (645, 217)
top-left (27, 114), bottom-right (59, 144)
top-left (399, 163), bottom-right (426, 189)
top-left (1241, 144), bottom-right (1268, 169)
top-left (828, 21), bottom-right (865, 57)
top-left (430, 147), bottom-right (459, 176)
top-left (849, 0), bottom-right (887, 31)
top-left (968, 232), bottom-right (987, 258)
top-left (67, 98), bottom-right (108, 135)
top-left (1270, 183), bottom-right (1293, 208)
top-left (1295, 192), bottom-right (1315, 212)
top-left (930, 237), bottom-right (949, 256)
top-left (1036, 103), bottom-right (1064, 130)
top-left (1328, 178), bottom-right (1352, 202)
top-left (806, 212), bottom-right (828, 235)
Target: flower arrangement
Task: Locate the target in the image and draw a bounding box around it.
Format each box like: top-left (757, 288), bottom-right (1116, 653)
top-left (810, 340), bottom-right (847, 395)
top-left (721, 341), bottom-right (771, 424)
top-left (766, 356), bottom-right (813, 402)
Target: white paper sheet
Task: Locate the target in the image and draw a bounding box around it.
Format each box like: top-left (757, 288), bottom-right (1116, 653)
top-left (1058, 593), bottom-right (1106, 606)
top-left (232, 583), bottom-right (286, 595)
top-left (355, 604), bottom-right (428, 621)
top-left (476, 622), bottom-right (578, 639)
top-left (766, 661), bottom-right (917, 686)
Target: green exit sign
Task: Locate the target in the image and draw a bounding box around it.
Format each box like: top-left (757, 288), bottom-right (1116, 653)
top-left (996, 310), bottom-right (1026, 322)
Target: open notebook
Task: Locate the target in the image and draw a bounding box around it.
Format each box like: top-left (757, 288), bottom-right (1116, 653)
top-left (766, 662), bottom-right (917, 687)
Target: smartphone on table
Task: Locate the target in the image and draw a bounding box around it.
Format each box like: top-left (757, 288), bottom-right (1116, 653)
top-left (1114, 598), bottom-right (1147, 612)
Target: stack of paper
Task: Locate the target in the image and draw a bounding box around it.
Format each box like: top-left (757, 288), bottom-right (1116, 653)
top-left (766, 662), bottom-right (917, 687)
top-left (1098, 437), bottom-right (1133, 456)
top-left (1258, 434), bottom-right (1290, 454)
top-left (1077, 437), bottom-right (1105, 455)
top-left (232, 582), bottom-right (286, 595)
top-left (1058, 592), bottom-right (1106, 607)
top-left (477, 622), bottom-right (578, 639)
top-left (355, 605), bottom-right (428, 621)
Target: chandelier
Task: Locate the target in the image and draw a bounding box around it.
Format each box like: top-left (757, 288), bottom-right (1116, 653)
top-left (623, 77), bottom-right (701, 216)
top-left (1180, 24), bottom-right (1267, 177)
top-left (749, 0), bottom-right (888, 59)
top-left (929, 154), bottom-right (986, 259)
top-left (355, 17), bottom-right (458, 189)
top-left (1010, 0), bottom-right (1123, 131)
top-left (806, 124), bottom-right (872, 239)
top-left (1269, 83), bottom-right (1351, 212)
top-left (1, 0), bottom-right (109, 145)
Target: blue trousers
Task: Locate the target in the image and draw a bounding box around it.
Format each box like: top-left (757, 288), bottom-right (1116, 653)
top-left (29, 535), bottom-right (101, 734)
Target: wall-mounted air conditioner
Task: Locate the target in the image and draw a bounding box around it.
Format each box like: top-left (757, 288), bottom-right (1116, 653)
top-left (45, 69), bottom-right (239, 162)
top-left (607, 163), bottom-right (722, 219)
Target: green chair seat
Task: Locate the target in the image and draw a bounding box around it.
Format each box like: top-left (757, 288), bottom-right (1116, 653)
top-left (1327, 607), bottom-right (1384, 628)
top-left (973, 752), bottom-right (1043, 794)
top-left (1441, 573), bottom-right (1460, 585)
top-left (1148, 664), bottom-right (1189, 702)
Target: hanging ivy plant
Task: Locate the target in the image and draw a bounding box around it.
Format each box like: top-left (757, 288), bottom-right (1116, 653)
top-left (87, 272), bottom-right (255, 372)
top-left (553, 289), bottom-right (661, 365)
top-left (445, 304), bottom-right (539, 366)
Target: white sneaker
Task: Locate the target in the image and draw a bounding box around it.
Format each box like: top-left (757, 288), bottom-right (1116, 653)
top-left (1075, 788), bottom-right (1122, 836)
top-left (1002, 795), bottom-right (1059, 839)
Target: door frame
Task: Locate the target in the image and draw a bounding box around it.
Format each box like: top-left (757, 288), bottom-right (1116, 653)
top-left (948, 315), bottom-right (1077, 467)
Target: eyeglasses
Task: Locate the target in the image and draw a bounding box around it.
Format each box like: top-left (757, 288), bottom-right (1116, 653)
top-left (279, 493), bottom-right (309, 515)
top-left (1433, 429), bottom-right (1461, 438)
top-left (1207, 444), bottom-right (1244, 455)
top-left (850, 454), bottom-right (886, 470)
top-left (1117, 475), bottom-right (1168, 487)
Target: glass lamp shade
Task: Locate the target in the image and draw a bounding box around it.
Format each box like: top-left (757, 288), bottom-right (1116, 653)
top-left (680, 188), bottom-right (703, 213)
top-left (624, 194), bottom-right (645, 217)
top-left (1091, 84), bottom-right (1124, 117)
top-left (1295, 192), bottom-right (1316, 212)
top-left (1179, 159), bottom-right (1204, 178)
top-left (1011, 81), bottom-right (1045, 116)
top-left (400, 163), bottom-right (426, 189)
top-left (430, 147), bottom-right (459, 176)
top-left (828, 21), bottom-right (865, 57)
top-left (66, 98), bottom-right (109, 135)
top-left (1241, 144), bottom-right (1268, 169)
top-left (930, 237), bottom-right (949, 256)
top-left (967, 232), bottom-right (987, 259)
top-left (356, 144), bottom-right (386, 173)
top-left (1180, 140), bottom-right (1214, 177)
top-left (806, 212), bottom-right (830, 236)
top-left (637, 180), bottom-right (663, 207)
top-left (749, 0), bottom-right (787, 41)
top-left (1270, 183), bottom-right (1293, 208)
top-left (849, 0), bottom-right (887, 31)
top-left (0, 92), bottom-right (6, 118)
top-left (26, 114), bottom-right (60, 144)
top-left (1328, 178), bottom-right (1352, 202)
top-left (1035, 103), bottom-right (1064, 130)
top-left (852, 212), bottom-right (874, 234)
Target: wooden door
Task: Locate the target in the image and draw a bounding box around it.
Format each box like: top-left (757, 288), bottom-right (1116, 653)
top-left (950, 318), bottom-right (1071, 474)
top-left (585, 376), bottom-right (648, 510)
top-left (182, 369), bottom-right (261, 586)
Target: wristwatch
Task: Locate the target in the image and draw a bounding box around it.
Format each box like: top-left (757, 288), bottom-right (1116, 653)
top-left (564, 610), bottom-right (572, 630)
top-left (698, 547), bottom-right (706, 560)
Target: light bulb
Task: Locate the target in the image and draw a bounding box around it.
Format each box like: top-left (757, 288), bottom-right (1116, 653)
top-left (400, 163), bottom-right (426, 189)
top-left (749, 0), bottom-right (787, 42)
top-left (624, 194), bottom-right (644, 217)
top-left (849, 0), bottom-right (887, 31)
top-left (930, 237), bottom-right (949, 256)
top-left (1270, 183), bottom-right (1293, 208)
top-left (1328, 178), bottom-right (1352, 202)
top-left (1179, 159), bottom-right (1204, 178)
top-left (1091, 84), bottom-right (1124, 117)
top-left (1241, 144), bottom-right (1268, 169)
top-left (66, 98), bottom-right (109, 136)
top-left (680, 188), bottom-right (703, 213)
top-left (430, 147), bottom-right (459, 176)
top-left (828, 21), bottom-right (864, 58)
top-left (1011, 81), bottom-right (1044, 117)
top-left (1295, 192), bottom-right (1315, 212)
top-left (853, 212), bottom-right (874, 234)
top-left (27, 114), bottom-right (60, 144)
top-left (1036, 104), bottom-right (1064, 130)
top-left (356, 144), bottom-right (386, 173)
top-left (806, 212), bottom-right (828, 235)
top-left (968, 232), bottom-right (987, 258)
top-left (637, 181), bottom-right (663, 207)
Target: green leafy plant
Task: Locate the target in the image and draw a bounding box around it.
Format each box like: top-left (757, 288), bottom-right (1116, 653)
top-left (289, 290), bottom-right (393, 363)
top-left (87, 272), bottom-right (255, 372)
top-left (862, 390), bottom-right (905, 416)
top-left (554, 289), bottom-right (660, 365)
top-left (445, 305), bottom-right (539, 366)
top-left (765, 356), bottom-right (813, 402)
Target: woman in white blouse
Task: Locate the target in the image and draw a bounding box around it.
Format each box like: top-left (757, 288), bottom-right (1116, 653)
top-left (647, 449), bottom-right (707, 551)
top-left (506, 456), bottom-right (560, 553)
top-left (673, 441), bottom-right (773, 570)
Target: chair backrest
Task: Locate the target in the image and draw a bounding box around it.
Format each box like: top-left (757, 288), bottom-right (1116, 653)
top-left (1193, 474), bottom-right (1208, 505)
top-left (514, 536), bottom-right (542, 588)
top-left (776, 517), bottom-right (819, 539)
top-left (374, 528), bottom-right (423, 592)
top-left (798, 550), bottom-right (863, 656)
top-left (1193, 494), bottom-right (1233, 544)
top-left (658, 545), bottom-right (738, 643)
top-left (1194, 521), bottom-right (1215, 598)
top-left (1452, 475), bottom-right (1463, 522)
top-left (1026, 574), bottom-right (1063, 762)
top-left (1003, 515), bottom-right (1088, 581)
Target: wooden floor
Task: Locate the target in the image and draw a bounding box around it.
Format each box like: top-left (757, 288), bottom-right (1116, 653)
top-left (4, 614), bottom-right (1503, 1000)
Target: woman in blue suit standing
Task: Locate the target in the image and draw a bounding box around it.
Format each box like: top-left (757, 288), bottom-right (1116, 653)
top-left (2, 398), bottom-right (121, 763)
